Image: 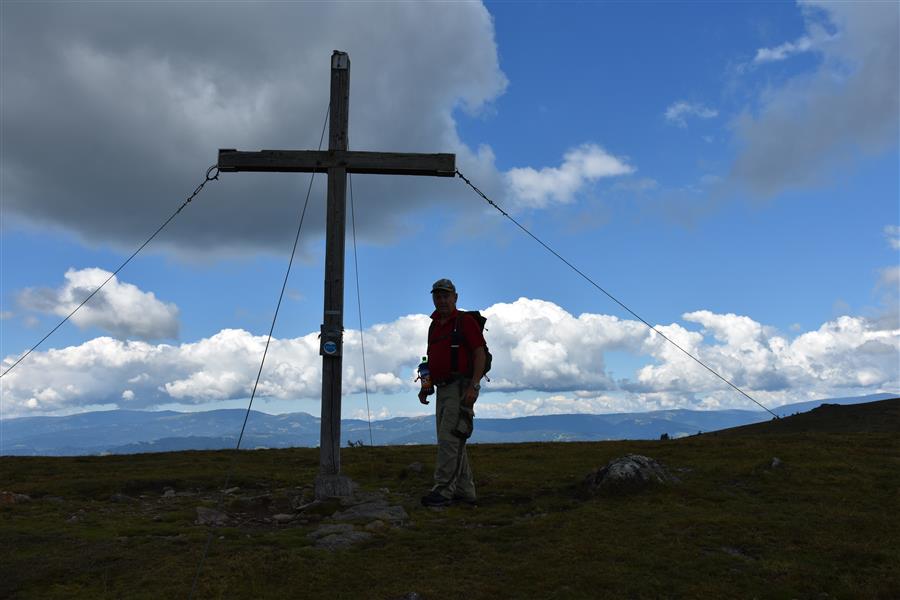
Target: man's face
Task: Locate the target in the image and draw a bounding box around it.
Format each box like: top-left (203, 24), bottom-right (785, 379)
top-left (432, 290), bottom-right (457, 316)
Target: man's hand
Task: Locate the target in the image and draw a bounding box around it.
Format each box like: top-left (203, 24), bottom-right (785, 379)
top-left (418, 390), bottom-right (430, 405)
top-left (463, 386), bottom-right (478, 407)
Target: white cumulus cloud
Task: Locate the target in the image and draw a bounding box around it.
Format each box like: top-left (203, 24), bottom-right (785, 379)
top-left (885, 225), bottom-right (900, 251)
top-left (17, 268), bottom-right (179, 340)
top-left (664, 102), bottom-right (719, 127)
top-left (3, 299), bottom-right (897, 417)
top-left (754, 36), bottom-right (815, 64)
top-left (506, 144), bottom-right (635, 209)
top-left (630, 311), bottom-right (899, 400)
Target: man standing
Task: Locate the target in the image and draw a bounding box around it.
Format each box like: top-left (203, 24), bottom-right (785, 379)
top-left (419, 278), bottom-right (486, 507)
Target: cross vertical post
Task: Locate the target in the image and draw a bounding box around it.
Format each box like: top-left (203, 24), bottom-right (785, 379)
top-left (316, 50), bottom-right (353, 498)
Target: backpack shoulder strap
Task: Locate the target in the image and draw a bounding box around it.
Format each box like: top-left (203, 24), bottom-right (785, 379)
top-left (450, 314), bottom-right (463, 374)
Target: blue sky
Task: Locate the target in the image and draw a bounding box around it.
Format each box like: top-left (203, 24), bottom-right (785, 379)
top-left (1, 1), bottom-right (898, 422)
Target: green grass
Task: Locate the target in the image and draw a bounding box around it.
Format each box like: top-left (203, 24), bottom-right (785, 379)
top-left (2, 428), bottom-right (899, 599)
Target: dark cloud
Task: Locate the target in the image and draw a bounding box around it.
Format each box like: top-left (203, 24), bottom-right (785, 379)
top-left (1, 3), bottom-right (507, 257)
top-left (729, 1), bottom-right (899, 198)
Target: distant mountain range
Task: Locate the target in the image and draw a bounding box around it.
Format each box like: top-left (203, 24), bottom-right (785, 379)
top-left (2, 393), bottom-right (895, 456)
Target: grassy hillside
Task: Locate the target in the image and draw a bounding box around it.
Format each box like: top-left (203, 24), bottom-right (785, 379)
top-left (2, 400), bottom-right (898, 599)
top-left (713, 397), bottom-right (900, 435)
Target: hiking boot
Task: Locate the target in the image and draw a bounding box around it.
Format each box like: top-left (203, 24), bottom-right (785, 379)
top-left (420, 490), bottom-right (452, 507)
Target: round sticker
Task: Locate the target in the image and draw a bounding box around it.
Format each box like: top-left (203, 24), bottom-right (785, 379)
top-left (323, 341), bottom-right (338, 355)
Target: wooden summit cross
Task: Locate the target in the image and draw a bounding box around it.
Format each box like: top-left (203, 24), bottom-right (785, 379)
top-left (218, 51), bottom-right (455, 499)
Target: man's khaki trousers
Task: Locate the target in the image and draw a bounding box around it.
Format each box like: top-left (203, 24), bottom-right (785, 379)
top-left (433, 379), bottom-right (476, 500)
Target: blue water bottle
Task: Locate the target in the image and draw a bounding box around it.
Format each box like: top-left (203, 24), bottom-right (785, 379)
top-left (417, 356), bottom-right (434, 396)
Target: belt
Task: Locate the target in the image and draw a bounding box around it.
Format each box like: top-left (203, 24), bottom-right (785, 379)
top-left (434, 375), bottom-right (467, 387)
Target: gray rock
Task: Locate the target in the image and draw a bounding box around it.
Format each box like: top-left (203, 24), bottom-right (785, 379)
top-left (66, 509), bottom-right (85, 523)
top-left (721, 545), bottom-right (755, 560)
top-left (0, 491), bottom-right (31, 505)
top-left (222, 487), bottom-right (241, 495)
top-left (315, 530), bottom-right (372, 550)
top-left (109, 493), bottom-right (137, 503)
top-left (272, 513), bottom-right (296, 524)
top-left (771, 457), bottom-right (783, 469)
top-left (162, 488), bottom-right (176, 498)
top-left (584, 454), bottom-right (679, 494)
top-left (307, 523), bottom-right (374, 549)
top-left (406, 462), bottom-right (424, 473)
top-left (340, 489), bottom-right (385, 506)
top-left (364, 519), bottom-right (386, 531)
top-left (307, 523), bottom-right (355, 540)
top-left (293, 499), bottom-right (321, 512)
top-left (331, 501), bottom-right (409, 525)
top-left (196, 506), bottom-right (228, 525)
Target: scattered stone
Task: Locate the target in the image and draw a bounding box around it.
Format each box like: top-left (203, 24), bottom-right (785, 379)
top-left (721, 546), bottom-right (755, 560)
top-left (162, 487), bottom-right (176, 498)
top-left (331, 500), bottom-right (409, 525)
top-left (364, 519), bottom-right (386, 532)
top-left (770, 457), bottom-right (783, 469)
top-left (308, 523), bottom-right (355, 540)
top-left (584, 454), bottom-right (679, 494)
top-left (222, 487), bottom-right (241, 495)
top-left (195, 506), bottom-right (228, 525)
top-left (317, 530), bottom-right (372, 550)
top-left (308, 523), bottom-right (374, 549)
top-left (340, 489), bottom-right (384, 506)
top-left (0, 491), bottom-right (32, 505)
top-left (406, 462), bottom-right (424, 474)
top-left (272, 513), bottom-right (296, 524)
top-left (44, 496), bottom-right (65, 504)
top-left (152, 515), bottom-right (163, 522)
top-left (293, 499), bottom-right (321, 512)
top-left (109, 493), bottom-right (138, 503)
top-left (306, 523), bottom-right (372, 550)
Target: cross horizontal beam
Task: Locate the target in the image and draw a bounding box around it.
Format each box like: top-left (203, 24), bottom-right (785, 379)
top-left (218, 149), bottom-right (456, 177)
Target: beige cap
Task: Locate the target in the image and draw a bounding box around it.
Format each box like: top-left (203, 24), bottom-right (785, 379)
top-left (430, 278), bottom-right (456, 294)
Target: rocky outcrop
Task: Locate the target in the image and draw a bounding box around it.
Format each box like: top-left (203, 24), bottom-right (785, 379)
top-left (331, 500), bottom-right (409, 525)
top-left (0, 491), bottom-right (31, 505)
top-left (584, 454), bottom-right (679, 494)
top-left (195, 506), bottom-right (229, 525)
top-left (307, 523), bottom-right (372, 550)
